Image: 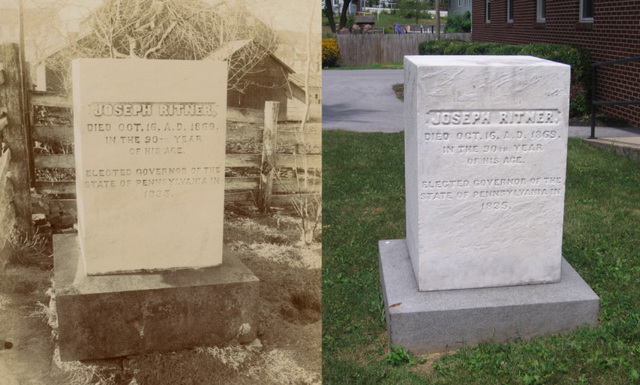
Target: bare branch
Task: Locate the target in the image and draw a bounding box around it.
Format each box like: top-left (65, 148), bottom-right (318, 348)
top-left (143, 21), bottom-right (176, 58)
top-left (42, 0), bottom-right (279, 93)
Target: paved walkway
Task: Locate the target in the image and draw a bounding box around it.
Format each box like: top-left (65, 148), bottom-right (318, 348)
top-left (322, 69), bottom-right (640, 140)
top-left (584, 135), bottom-right (640, 162)
top-left (587, 136), bottom-right (640, 148)
top-left (322, 69), bottom-right (404, 132)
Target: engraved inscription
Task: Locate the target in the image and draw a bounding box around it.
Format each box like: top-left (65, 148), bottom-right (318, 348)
top-left (422, 109), bottom-right (564, 211)
top-left (428, 110), bottom-right (559, 126)
top-left (81, 102), bottom-right (223, 199)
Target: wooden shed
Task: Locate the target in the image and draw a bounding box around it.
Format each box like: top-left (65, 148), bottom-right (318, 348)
top-left (208, 40), bottom-right (294, 121)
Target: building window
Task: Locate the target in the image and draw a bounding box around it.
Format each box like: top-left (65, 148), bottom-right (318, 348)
top-left (507, 0), bottom-right (514, 22)
top-left (580, 0), bottom-right (594, 22)
top-left (537, 0), bottom-right (546, 22)
top-left (486, 0), bottom-right (491, 23)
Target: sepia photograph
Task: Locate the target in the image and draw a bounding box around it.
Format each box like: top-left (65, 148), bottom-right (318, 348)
top-left (0, 0), bottom-right (321, 383)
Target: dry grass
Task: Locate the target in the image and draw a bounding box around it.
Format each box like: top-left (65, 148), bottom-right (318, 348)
top-left (29, 286), bottom-right (58, 340)
top-left (261, 349), bottom-right (321, 385)
top-left (53, 348), bottom-right (118, 385)
top-left (196, 344), bottom-right (252, 372)
top-left (7, 228), bottom-right (52, 269)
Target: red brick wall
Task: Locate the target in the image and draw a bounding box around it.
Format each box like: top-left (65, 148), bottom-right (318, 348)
top-left (472, 0), bottom-right (640, 126)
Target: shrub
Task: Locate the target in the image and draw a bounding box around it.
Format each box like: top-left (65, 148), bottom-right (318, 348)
top-left (445, 11), bottom-right (471, 33)
top-left (322, 38), bottom-right (342, 68)
top-left (489, 44), bottom-right (523, 55)
top-left (417, 40), bottom-right (592, 117)
top-left (464, 42), bottom-right (503, 55)
top-left (442, 40), bottom-right (469, 55)
top-left (419, 39), bottom-right (456, 55)
top-left (519, 43), bottom-right (592, 116)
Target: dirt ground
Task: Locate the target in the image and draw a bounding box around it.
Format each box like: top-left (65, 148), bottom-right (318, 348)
top-left (0, 204), bottom-right (321, 385)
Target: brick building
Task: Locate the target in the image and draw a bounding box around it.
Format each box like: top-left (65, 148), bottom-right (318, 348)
top-left (472, 0), bottom-right (640, 126)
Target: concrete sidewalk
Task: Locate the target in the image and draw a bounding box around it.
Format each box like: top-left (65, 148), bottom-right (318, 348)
top-left (584, 135), bottom-right (640, 162)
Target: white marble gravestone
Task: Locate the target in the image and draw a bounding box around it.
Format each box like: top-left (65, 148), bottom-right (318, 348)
top-left (377, 55), bottom-right (599, 354)
top-left (73, 59), bottom-right (227, 275)
top-left (404, 55), bottom-right (570, 291)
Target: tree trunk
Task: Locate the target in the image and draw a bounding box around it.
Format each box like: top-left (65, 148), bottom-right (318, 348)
top-left (326, 0), bottom-right (336, 33)
top-left (339, 0), bottom-right (352, 29)
top-left (436, 0), bottom-right (441, 40)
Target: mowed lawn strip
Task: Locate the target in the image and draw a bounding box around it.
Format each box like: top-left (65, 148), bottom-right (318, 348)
top-left (322, 131), bottom-right (640, 385)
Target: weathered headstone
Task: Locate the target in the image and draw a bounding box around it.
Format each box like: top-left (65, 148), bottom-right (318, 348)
top-left (379, 55), bottom-right (599, 353)
top-left (73, 59), bottom-right (226, 274)
top-left (55, 59), bottom-right (259, 361)
top-left (404, 55), bottom-right (567, 291)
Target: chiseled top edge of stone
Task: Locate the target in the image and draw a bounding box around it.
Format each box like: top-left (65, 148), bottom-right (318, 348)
top-left (404, 55), bottom-right (566, 67)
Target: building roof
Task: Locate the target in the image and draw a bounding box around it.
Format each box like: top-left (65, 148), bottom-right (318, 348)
top-left (288, 73), bottom-right (321, 89)
top-left (208, 39), bottom-right (253, 61)
top-left (206, 39), bottom-right (295, 74)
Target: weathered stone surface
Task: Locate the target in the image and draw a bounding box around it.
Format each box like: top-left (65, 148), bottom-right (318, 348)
top-left (72, 59), bottom-right (227, 274)
top-left (379, 239), bottom-right (600, 354)
top-left (55, 234), bottom-right (259, 362)
top-left (404, 55), bottom-right (571, 291)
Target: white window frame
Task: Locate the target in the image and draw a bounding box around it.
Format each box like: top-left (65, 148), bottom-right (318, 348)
top-left (580, 0), bottom-right (594, 22)
top-left (537, 0), bottom-right (546, 23)
top-left (507, 0), bottom-right (514, 23)
top-left (486, 0), bottom-right (491, 23)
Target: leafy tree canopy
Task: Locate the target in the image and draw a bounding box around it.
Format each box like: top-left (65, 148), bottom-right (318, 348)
top-left (397, 0), bottom-right (432, 25)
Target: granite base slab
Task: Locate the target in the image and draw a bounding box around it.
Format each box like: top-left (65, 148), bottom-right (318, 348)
top-left (379, 239), bottom-right (600, 354)
top-left (54, 234), bottom-right (259, 361)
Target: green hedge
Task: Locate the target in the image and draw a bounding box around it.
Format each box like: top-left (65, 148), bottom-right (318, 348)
top-left (417, 40), bottom-right (592, 117)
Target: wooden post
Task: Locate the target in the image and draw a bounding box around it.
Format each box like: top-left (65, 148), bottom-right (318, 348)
top-left (436, 0), bottom-right (441, 40)
top-left (0, 44), bottom-right (32, 233)
top-left (258, 101), bottom-right (279, 213)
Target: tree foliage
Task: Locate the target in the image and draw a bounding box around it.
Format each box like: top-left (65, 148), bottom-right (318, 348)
top-left (445, 11), bottom-right (471, 33)
top-left (397, 0), bottom-right (432, 24)
top-left (45, 0), bottom-right (278, 93)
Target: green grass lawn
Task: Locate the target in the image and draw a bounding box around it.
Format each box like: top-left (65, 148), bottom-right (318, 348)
top-left (322, 131), bottom-right (640, 384)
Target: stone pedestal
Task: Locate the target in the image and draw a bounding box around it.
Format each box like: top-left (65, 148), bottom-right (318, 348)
top-left (379, 239), bottom-right (599, 354)
top-left (55, 234), bottom-right (259, 361)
